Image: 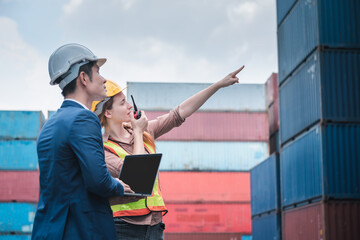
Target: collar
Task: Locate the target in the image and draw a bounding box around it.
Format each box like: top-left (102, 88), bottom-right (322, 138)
top-left (64, 98), bottom-right (89, 110)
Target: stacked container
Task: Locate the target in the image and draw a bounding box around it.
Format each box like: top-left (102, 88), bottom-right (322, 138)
top-left (250, 153), bottom-right (281, 240)
top-left (0, 111), bottom-right (44, 240)
top-left (277, 0), bottom-right (360, 239)
top-left (266, 73), bottom-right (280, 155)
top-left (127, 82), bottom-right (269, 239)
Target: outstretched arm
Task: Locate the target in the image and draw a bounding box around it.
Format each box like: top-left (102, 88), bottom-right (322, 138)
top-left (178, 66), bottom-right (245, 119)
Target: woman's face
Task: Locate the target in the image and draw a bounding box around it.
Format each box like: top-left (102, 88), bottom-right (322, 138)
top-left (106, 92), bottom-right (133, 123)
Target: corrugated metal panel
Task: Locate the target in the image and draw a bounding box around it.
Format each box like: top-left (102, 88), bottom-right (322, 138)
top-left (282, 200), bottom-right (360, 240)
top-left (250, 153), bottom-right (280, 216)
top-left (279, 49), bottom-right (360, 144)
top-left (164, 203), bottom-right (251, 233)
top-left (0, 236), bottom-right (31, 240)
top-left (0, 111), bottom-right (44, 140)
top-left (157, 141), bottom-right (268, 171)
top-left (265, 73), bottom-right (278, 107)
top-left (0, 140), bottom-right (38, 170)
top-left (268, 98), bottom-right (279, 136)
top-left (281, 123), bottom-right (360, 208)
top-left (0, 171), bottom-right (39, 202)
top-left (276, 0), bottom-right (297, 26)
top-left (277, 0), bottom-right (360, 84)
top-left (159, 172), bottom-right (250, 203)
top-left (252, 212), bottom-right (281, 240)
top-left (146, 111), bottom-right (269, 141)
top-left (0, 203), bottom-right (36, 233)
top-left (127, 82), bottom-right (266, 112)
top-left (164, 233), bottom-right (244, 240)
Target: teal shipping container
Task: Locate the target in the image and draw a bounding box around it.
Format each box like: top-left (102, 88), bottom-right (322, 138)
top-left (157, 141), bottom-right (268, 171)
top-left (0, 140), bottom-right (38, 170)
top-left (0, 236), bottom-right (31, 240)
top-left (0, 111), bottom-right (44, 140)
top-left (127, 82), bottom-right (266, 112)
top-left (281, 123), bottom-right (360, 208)
top-left (0, 203), bottom-right (36, 234)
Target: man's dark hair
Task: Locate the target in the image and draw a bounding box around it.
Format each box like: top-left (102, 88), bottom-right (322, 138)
top-left (61, 61), bottom-right (95, 97)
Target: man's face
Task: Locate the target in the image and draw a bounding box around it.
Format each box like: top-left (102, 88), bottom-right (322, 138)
top-left (87, 64), bottom-right (107, 101)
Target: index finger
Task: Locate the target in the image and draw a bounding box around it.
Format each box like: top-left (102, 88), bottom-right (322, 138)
top-left (231, 65), bottom-right (245, 77)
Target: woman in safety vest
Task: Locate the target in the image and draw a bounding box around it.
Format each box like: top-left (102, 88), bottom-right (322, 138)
top-left (91, 66), bottom-right (244, 240)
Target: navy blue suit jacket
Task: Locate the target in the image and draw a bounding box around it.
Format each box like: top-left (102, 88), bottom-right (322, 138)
top-left (32, 100), bottom-right (124, 240)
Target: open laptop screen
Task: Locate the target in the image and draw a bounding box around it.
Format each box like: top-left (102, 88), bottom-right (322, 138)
top-left (119, 153), bottom-right (162, 197)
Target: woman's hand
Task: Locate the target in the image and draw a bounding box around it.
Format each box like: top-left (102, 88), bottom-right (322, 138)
top-left (130, 110), bottom-right (148, 134)
top-left (216, 65), bottom-right (245, 88)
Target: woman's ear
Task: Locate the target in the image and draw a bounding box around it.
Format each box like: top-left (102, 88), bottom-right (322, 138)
top-left (104, 109), bottom-right (112, 119)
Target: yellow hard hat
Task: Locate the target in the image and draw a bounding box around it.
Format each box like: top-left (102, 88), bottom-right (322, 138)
top-left (91, 80), bottom-right (127, 113)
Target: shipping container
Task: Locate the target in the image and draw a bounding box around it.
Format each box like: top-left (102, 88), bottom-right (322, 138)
top-left (146, 111), bottom-right (268, 141)
top-left (164, 203), bottom-right (251, 233)
top-left (241, 236), bottom-right (252, 240)
top-left (279, 49), bottom-right (360, 144)
top-left (0, 171), bottom-right (39, 202)
top-left (159, 172), bottom-right (250, 203)
top-left (156, 141), bottom-right (268, 171)
top-left (250, 153), bottom-right (280, 216)
top-left (276, 0), bottom-right (297, 26)
top-left (265, 73), bottom-right (278, 108)
top-left (277, 0), bottom-right (360, 83)
top-left (252, 212), bottom-right (281, 240)
top-left (127, 82), bottom-right (266, 112)
top-left (47, 110), bottom-right (56, 119)
top-left (281, 123), bottom-right (360, 208)
top-left (0, 111), bottom-right (44, 140)
top-left (282, 200), bottom-right (360, 240)
top-left (0, 236), bottom-right (31, 240)
top-left (269, 131), bottom-right (280, 155)
top-left (164, 232), bottom-right (244, 240)
top-left (0, 203), bottom-right (36, 233)
top-left (268, 98), bottom-right (279, 136)
top-left (0, 140), bottom-right (38, 170)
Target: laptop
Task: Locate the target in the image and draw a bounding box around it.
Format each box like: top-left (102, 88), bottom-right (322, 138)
top-left (119, 153), bottom-right (162, 197)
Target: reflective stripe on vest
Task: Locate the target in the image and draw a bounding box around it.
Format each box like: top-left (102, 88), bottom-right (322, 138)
top-left (104, 139), bottom-right (167, 217)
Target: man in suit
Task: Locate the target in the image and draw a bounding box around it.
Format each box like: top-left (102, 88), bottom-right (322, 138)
top-left (32, 43), bottom-right (132, 239)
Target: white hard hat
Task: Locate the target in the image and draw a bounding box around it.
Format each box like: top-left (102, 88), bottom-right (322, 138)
top-left (48, 43), bottom-right (106, 89)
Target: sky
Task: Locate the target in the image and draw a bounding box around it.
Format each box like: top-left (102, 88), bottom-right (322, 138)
top-left (0, 0), bottom-right (278, 115)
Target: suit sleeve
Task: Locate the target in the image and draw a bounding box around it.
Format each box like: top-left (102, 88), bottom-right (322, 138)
top-left (68, 110), bottom-right (124, 197)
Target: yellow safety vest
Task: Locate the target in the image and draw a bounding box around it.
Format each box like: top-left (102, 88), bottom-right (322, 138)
top-left (104, 139), bottom-right (167, 217)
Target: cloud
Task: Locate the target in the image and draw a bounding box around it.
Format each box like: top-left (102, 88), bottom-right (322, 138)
top-left (0, 17), bottom-right (62, 114)
top-left (228, 1), bottom-right (259, 23)
top-left (62, 0), bottom-right (84, 15)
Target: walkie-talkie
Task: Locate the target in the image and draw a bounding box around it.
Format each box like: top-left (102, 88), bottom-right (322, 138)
top-left (131, 95), bottom-right (141, 119)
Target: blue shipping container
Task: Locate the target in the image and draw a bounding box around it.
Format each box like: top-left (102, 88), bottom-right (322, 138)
top-left (0, 140), bottom-right (38, 170)
top-left (276, 0), bottom-right (297, 26)
top-left (0, 236), bottom-right (31, 240)
top-left (251, 153), bottom-right (281, 216)
top-left (127, 82), bottom-right (266, 112)
top-left (279, 49), bottom-right (360, 144)
top-left (277, 0), bottom-right (360, 84)
top-left (0, 203), bottom-right (36, 233)
top-left (252, 212), bottom-right (281, 240)
top-left (0, 111), bottom-right (45, 140)
top-left (157, 141), bottom-right (268, 171)
top-left (242, 235), bottom-right (253, 240)
top-left (281, 123), bottom-right (360, 208)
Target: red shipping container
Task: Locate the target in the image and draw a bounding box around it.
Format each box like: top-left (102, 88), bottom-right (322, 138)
top-left (164, 232), bottom-right (244, 240)
top-left (146, 111), bottom-right (269, 141)
top-left (0, 171), bottom-right (39, 202)
top-left (268, 98), bottom-right (279, 136)
top-left (164, 203), bottom-right (251, 233)
top-left (282, 200), bottom-right (360, 240)
top-left (159, 172), bottom-right (250, 203)
top-left (265, 73), bottom-right (278, 107)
